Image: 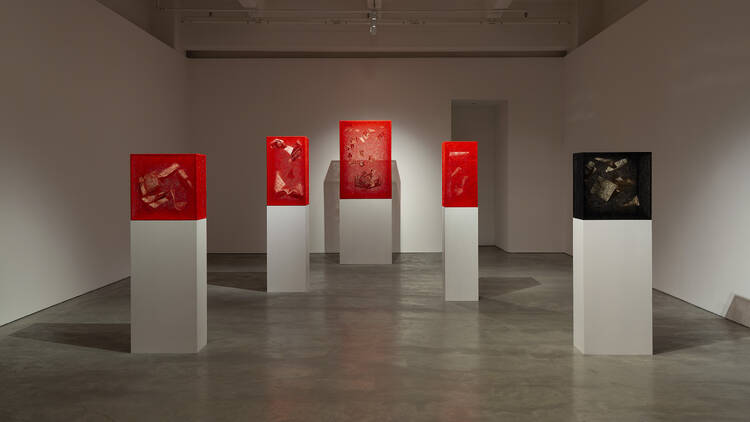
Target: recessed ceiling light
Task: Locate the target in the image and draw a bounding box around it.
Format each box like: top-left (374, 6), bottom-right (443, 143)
top-left (237, 0), bottom-right (257, 9)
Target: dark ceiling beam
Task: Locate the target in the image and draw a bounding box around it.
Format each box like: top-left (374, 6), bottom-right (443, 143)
top-left (185, 50), bottom-right (566, 58)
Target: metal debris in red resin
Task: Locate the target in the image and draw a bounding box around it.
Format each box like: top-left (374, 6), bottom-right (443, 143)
top-left (266, 137), bottom-right (309, 206)
top-left (442, 141), bottom-right (478, 207)
top-left (130, 154), bottom-right (206, 220)
top-left (340, 121), bottom-right (392, 199)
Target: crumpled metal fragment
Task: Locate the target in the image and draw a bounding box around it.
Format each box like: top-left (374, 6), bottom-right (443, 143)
top-left (138, 163), bottom-right (192, 211)
top-left (274, 170), bottom-right (304, 198)
top-left (449, 166), bottom-right (469, 196)
top-left (590, 177), bottom-right (618, 202)
top-left (353, 168), bottom-right (382, 190)
top-left (270, 138), bottom-right (303, 162)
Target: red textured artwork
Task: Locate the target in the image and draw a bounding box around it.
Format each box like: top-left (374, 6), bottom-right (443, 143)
top-left (442, 141), bottom-right (478, 207)
top-left (340, 120), bottom-right (392, 199)
top-left (266, 136), bottom-right (309, 206)
top-left (130, 154), bottom-right (206, 220)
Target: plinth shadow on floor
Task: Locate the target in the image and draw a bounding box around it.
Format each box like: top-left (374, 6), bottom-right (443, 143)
top-left (479, 277), bottom-right (541, 299)
top-left (11, 323), bottom-right (130, 353)
top-left (3, 249), bottom-right (750, 421)
top-left (653, 292), bottom-right (750, 354)
top-left (208, 272), bottom-right (267, 292)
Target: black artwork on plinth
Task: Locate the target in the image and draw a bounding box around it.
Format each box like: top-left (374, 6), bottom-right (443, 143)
top-left (573, 152), bottom-right (652, 220)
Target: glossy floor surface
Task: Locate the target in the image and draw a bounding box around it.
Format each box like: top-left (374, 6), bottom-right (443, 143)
top-left (1, 249), bottom-right (749, 421)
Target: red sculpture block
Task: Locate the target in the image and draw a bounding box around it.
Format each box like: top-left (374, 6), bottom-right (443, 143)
top-left (130, 154), bottom-right (206, 220)
top-left (266, 136), bottom-right (310, 206)
top-left (340, 120), bottom-right (392, 199)
top-left (442, 141), bottom-right (478, 207)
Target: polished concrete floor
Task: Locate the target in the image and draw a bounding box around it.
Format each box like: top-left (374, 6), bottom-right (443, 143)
top-left (1, 248), bottom-right (750, 421)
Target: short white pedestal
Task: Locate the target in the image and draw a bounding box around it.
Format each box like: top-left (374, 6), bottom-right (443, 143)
top-left (573, 218), bottom-right (652, 355)
top-left (267, 205), bottom-right (310, 292)
top-left (339, 198), bottom-right (392, 264)
top-left (130, 219), bottom-right (207, 353)
top-left (443, 207), bottom-right (478, 301)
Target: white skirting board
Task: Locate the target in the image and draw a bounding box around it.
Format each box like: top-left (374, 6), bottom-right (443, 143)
top-left (130, 219), bottom-right (207, 353)
top-left (339, 198), bottom-right (392, 264)
top-left (573, 218), bottom-right (652, 355)
top-left (267, 205), bottom-right (310, 292)
top-left (443, 207), bottom-right (478, 301)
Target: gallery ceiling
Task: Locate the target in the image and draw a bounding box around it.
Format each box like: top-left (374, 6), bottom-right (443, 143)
top-left (167, 0), bottom-right (573, 55)
top-left (97, 0), bottom-right (647, 55)
top-left (160, 1), bottom-right (570, 11)
top-left (165, 0), bottom-right (572, 24)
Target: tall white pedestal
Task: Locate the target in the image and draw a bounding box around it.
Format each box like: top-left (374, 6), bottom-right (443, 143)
top-left (443, 207), bottom-right (478, 301)
top-left (267, 205), bottom-right (310, 292)
top-left (573, 218), bottom-right (652, 355)
top-left (324, 161), bottom-right (402, 253)
top-left (339, 198), bottom-right (392, 264)
top-left (130, 219), bottom-right (207, 353)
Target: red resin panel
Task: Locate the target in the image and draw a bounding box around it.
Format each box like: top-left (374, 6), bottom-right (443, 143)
top-left (340, 121), bottom-right (392, 199)
top-left (266, 136), bottom-right (309, 206)
top-left (442, 141), bottom-right (478, 207)
top-left (130, 154), bottom-right (206, 220)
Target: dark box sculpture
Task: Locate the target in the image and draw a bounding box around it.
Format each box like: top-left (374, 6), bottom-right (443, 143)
top-left (573, 152), bottom-right (652, 220)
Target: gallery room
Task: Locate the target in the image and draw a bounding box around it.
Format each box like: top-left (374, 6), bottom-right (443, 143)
top-left (1, 0), bottom-right (750, 420)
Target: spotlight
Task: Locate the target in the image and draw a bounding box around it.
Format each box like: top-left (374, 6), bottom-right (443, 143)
top-left (368, 12), bottom-right (377, 35)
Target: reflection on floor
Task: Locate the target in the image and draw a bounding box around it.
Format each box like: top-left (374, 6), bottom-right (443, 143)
top-left (1, 247), bottom-right (749, 421)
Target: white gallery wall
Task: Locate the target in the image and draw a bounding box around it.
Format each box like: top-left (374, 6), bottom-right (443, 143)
top-left (0, 0), bottom-right (188, 325)
top-left (563, 0), bottom-right (750, 316)
top-left (187, 58), bottom-right (566, 253)
top-left (96, 0), bottom-right (177, 48)
top-left (494, 102), bottom-right (511, 251)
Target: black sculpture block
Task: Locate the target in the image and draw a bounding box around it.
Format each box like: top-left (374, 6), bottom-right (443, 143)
top-left (573, 152), bottom-right (652, 220)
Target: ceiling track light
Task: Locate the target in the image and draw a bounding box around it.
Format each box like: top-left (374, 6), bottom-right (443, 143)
top-left (179, 16), bottom-right (569, 26)
top-left (368, 12), bottom-right (377, 35)
top-left (169, 0), bottom-right (567, 27)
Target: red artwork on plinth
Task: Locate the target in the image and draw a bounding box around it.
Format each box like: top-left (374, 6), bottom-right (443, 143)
top-left (266, 136), bottom-right (309, 206)
top-left (442, 141), bottom-right (478, 207)
top-left (340, 120), bottom-right (392, 199)
top-left (130, 154), bottom-right (206, 220)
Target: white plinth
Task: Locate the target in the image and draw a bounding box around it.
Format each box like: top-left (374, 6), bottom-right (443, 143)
top-left (443, 207), bottom-right (479, 301)
top-left (130, 219), bottom-right (207, 353)
top-left (573, 218), bottom-right (652, 355)
top-left (339, 198), bottom-right (392, 264)
top-left (324, 161), bottom-right (402, 253)
top-left (267, 205), bottom-right (310, 292)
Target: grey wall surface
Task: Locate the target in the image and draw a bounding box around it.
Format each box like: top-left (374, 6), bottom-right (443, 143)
top-left (187, 58), bottom-right (566, 253)
top-left (0, 0), bottom-right (188, 325)
top-left (494, 102), bottom-right (510, 251)
top-left (563, 0), bottom-right (750, 316)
